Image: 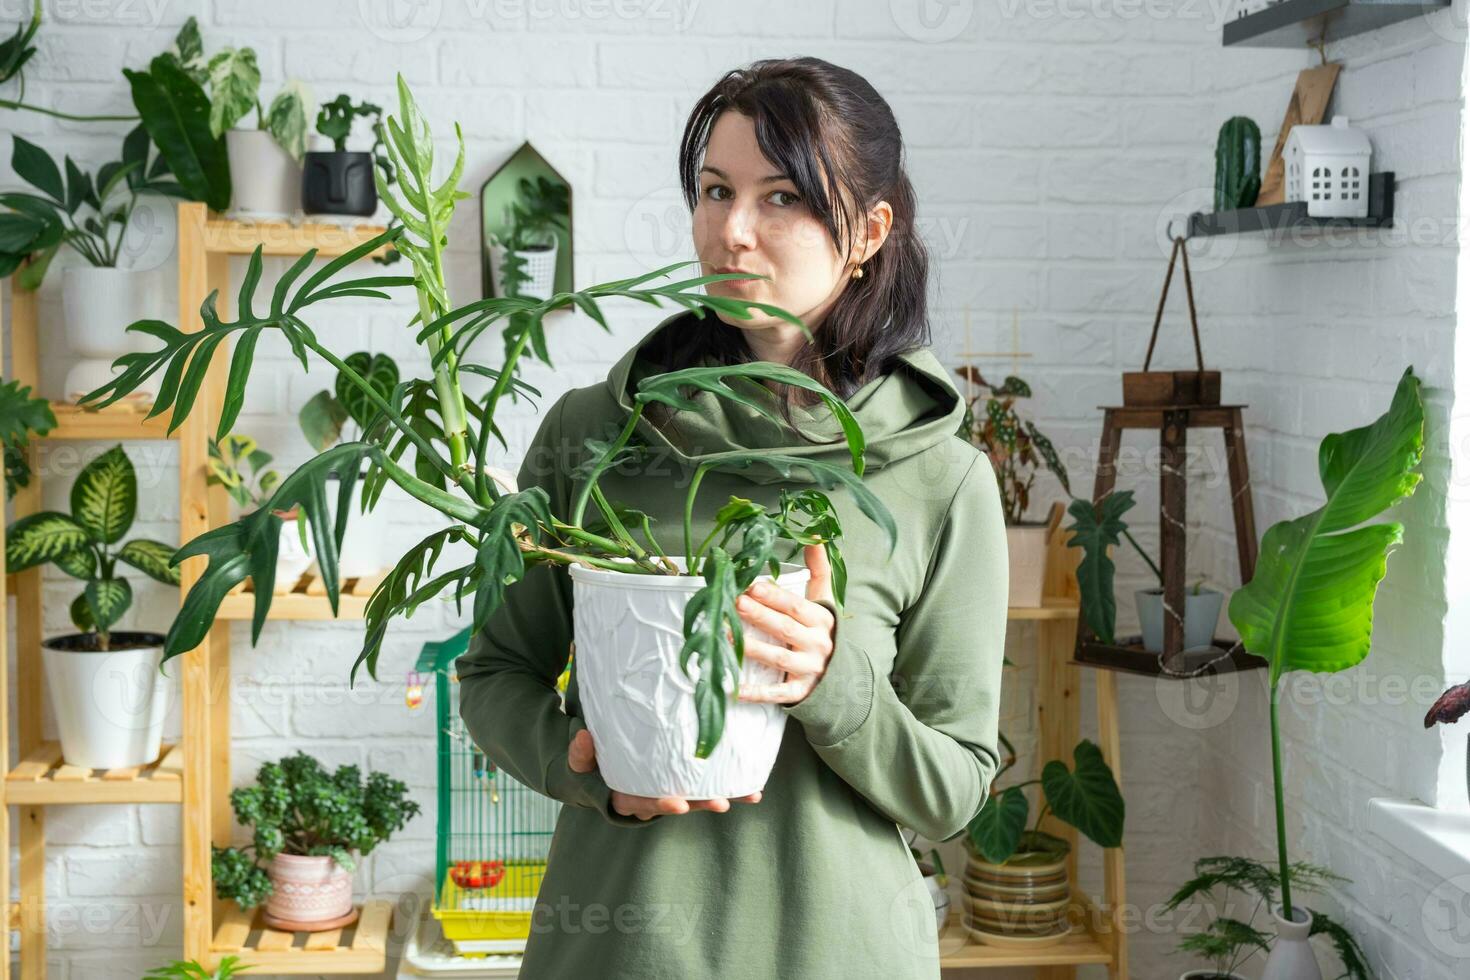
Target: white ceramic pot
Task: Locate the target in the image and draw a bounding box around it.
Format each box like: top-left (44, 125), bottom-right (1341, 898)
top-left (60, 266), bottom-right (161, 402)
top-left (40, 631), bottom-right (167, 769)
top-left (568, 557), bottom-right (809, 799)
top-left (1005, 523), bottom-right (1049, 607)
top-left (1261, 905), bottom-right (1322, 980)
top-left (315, 473), bottom-right (392, 580)
top-left (226, 128), bottom-right (302, 219)
top-left (265, 852), bottom-right (354, 926)
top-left (276, 514), bottom-right (315, 586)
top-left (919, 862), bottom-right (951, 935)
top-left (489, 240), bottom-right (558, 301)
top-left (1135, 587), bottom-right (1224, 653)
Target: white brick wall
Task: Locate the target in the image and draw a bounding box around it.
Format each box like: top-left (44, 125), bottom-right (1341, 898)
top-left (2, 1), bottom-right (1465, 977)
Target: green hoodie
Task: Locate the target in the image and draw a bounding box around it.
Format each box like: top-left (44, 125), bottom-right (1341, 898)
top-left (456, 311), bottom-right (1008, 979)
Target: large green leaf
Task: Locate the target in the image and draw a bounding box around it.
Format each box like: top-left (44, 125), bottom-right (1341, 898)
top-left (5, 512), bottom-right (88, 571)
top-left (0, 379), bottom-right (55, 500)
top-left (1040, 740), bottom-right (1125, 849)
top-left (205, 47), bottom-right (260, 137)
top-left (264, 82), bottom-right (310, 161)
top-left (124, 54), bottom-right (230, 211)
top-left (337, 353), bottom-right (399, 434)
top-left (53, 546), bottom-right (96, 580)
top-left (118, 538), bottom-right (182, 586)
top-left (11, 136), bottom-right (62, 202)
top-left (85, 577), bottom-right (132, 635)
top-left (678, 545), bottom-right (742, 758)
top-left (1064, 491), bottom-right (1136, 645)
top-left (968, 786), bottom-right (1029, 864)
top-left (357, 525), bottom-right (476, 682)
top-left (713, 452), bottom-right (898, 559)
top-left (71, 445), bottom-right (136, 545)
top-left (1229, 367), bottom-right (1424, 684)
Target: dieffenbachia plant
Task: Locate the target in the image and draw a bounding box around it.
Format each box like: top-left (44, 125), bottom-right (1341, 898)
top-left (79, 74), bottom-right (897, 757)
top-left (1228, 366), bottom-right (1423, 915)
top-left (4, 444), bottom-right (181, 648)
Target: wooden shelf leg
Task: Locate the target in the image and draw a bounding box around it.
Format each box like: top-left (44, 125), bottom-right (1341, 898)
top-left (1037, 618), bottom-right (1080, 980)
top-left (1096, 669), bottom-right (1128, 980)
top-left (17, 808), bottom-right (43, 980)
top-left (1160, 410), bottom-right (1188, 662)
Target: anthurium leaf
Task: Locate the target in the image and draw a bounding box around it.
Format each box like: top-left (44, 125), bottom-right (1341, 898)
top-left (300, 390), bottom-right (348, 451)
top-left (71, 445), bottom-right (136, 545)
top-left (1229, 367), bottom-right (1424, 684)
top-left (118, 538), bottom-right (182, 585)
top-left (1041, 739), bottom-right (1125, 849)
top-left (85, 577), bottom-right (132, 634)
top-left (5, 512), bottom-right (89, 571)
top-left (1064, 490), bottom-right (1135, 646)
top-left (968, 785), bottom-right (1029, 864)
top-left (337, 353), bottom-right (399, 433)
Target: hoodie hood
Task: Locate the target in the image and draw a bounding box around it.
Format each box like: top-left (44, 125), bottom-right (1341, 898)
top-left (604, 312), bottom-right (967, 485)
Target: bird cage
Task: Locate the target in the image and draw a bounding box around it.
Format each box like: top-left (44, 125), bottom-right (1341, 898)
top-left (1285, 115), bottom-right (1372, 219)
top-left (416, 628), bottom-right (567, 958)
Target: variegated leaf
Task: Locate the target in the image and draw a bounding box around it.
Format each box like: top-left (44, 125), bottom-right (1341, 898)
top-left (71, 445), bottom-right (136, 544)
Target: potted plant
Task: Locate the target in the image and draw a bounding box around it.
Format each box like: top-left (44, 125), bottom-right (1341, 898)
top-left (206, 433), bottom-right (315, 586)
top-left (1227, 366), bottom-right (1422, 978)
top-left (1065, 489), bottom-right (1224, 661)
top-left (1164, 856), bottom-right (1372, 980)
top-left (2, 129), bottom-right (182, 401)
top-left (902, 828), bottom-right (951, 934)
top-left (80, 75), bottom-right (897, 800)
top-left (297, 351), bottom-right (403, 578)
top-left (489, 174), bottom-right (569, 300)
top-left (211, 752), bottom-right (420, 930)
top-left (0, 378), bottom-right (56, 499)
top-left (956, 368), bottom-right (1068, 606)
top-left (964, 731), bottom-right (1124, 946)
top-left (3, 445), bottom-right (181, 769)
top-left (302, 94), bottom-right (382, 217)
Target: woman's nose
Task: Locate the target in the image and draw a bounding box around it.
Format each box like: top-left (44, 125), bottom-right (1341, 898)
top-left (721, 200), bottom-right (758, 252)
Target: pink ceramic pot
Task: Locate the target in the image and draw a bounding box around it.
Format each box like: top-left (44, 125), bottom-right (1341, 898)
top-left (265, 853), bottom-right (354, 924)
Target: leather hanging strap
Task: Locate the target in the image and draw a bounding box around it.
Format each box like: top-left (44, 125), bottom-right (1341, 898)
top-left (1142, 236), bottom-right (1205, 372)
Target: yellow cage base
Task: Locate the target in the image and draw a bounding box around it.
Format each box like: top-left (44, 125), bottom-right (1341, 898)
top-left (434, 861), bottom-right (545, 956)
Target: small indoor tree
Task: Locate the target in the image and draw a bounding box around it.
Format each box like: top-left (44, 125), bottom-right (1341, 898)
top-left (81, 74), bottom-right (896, 758)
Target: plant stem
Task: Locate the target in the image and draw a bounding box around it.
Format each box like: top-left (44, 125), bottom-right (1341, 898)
top-left (569, 402), bottom-right (644, 528)
top-left (1123, 527), bottom-right (1165, 583)
top-left (1270, 678), bottom-right (1293, 915)
top-left (589, 484), bottom-right (647, 561)
top-left (0, 99), bottom-right (138, 122)
top-left (472, 317), bottom-right (533, 505)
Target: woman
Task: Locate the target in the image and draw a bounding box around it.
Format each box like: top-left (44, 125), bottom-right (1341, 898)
top-left (457, 57), bottom-right (1008, 979)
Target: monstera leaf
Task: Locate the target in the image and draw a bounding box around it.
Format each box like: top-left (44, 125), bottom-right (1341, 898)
top-left (1229, 367), bottom-right (1424, 685)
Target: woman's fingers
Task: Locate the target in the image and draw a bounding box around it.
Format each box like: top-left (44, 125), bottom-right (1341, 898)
top-left (567, 727), bottom-right (597, 774)
top-left (739, 634), bottom-right (825, 676)
top-left (610, 790), bottom-right (763, 820)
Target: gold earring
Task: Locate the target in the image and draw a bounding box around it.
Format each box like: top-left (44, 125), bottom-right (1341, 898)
top-left (851, 264), bottom-right (864, 280)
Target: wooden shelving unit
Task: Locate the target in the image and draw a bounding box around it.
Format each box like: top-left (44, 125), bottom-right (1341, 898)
top-left (1223, 0), bottom-right (1449, 47)
top-left (2, 202), bottom-right (394, 978)
top-left (939, 518), bottom-right (1129, 979)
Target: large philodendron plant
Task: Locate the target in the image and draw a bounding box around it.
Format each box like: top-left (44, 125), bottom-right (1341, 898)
top-left (1228, 366), bottom-right (1423, 915)
top-left (81, 75), bottom-right (897, 758)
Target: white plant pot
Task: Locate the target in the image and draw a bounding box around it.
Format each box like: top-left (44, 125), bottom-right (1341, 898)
top-left (60, 266), bottom-right (161, 402)
top-left (276, 514), bottom-right (316, 586)
top-left (40, 632), bottom-right (167, 769)
top-left (313, 473), bottom-right (393, 580)
top-left (1005, 524), bottom-right (1049, 608)
top-left (1261, 905), bottom-right (1322, 980)
top-left (920, 865), bottom-right (951, 934)
top-left (489, 240), bottom-right (558, 301)
top-left (568, 557), bottom-right (809, 799)
top-left (226, 128), bottom-right (302, 219)
top-left (1135, 587), bottom-right (1224, 653)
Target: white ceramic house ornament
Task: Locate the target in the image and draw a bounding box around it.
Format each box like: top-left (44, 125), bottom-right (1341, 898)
top-left (1284, 115), bottom-right (1372, 219)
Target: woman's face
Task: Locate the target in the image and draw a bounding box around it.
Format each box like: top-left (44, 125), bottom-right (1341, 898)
top-left (692, 111), bottom-right (888, 345)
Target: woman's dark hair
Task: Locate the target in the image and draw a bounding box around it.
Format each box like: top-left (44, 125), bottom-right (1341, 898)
top-left (645, 56), bottom-right (930, 432)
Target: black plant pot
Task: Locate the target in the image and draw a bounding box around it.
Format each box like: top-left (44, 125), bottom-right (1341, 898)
top-left (302, 151), bottom-right (377, 216)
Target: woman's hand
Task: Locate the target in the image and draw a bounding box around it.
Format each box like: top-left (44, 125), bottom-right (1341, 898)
top-left (736, 544), bottom-right (838, 707)
top-left (567, 728), bottom-right (762, 820)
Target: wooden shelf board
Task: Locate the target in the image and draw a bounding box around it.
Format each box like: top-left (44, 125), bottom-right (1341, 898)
top-left (4, 741), bottom-right (182, 805)
top-left (216, 569), bottom-right (384, 621)
top-left (1007, 596), bottom-right (1079, 621)
top-left (47, 400), bottom-right (175, 441)
top-left (938, 893), bottom-right (1114, 969)
top-left (203, 215), bottom-right (389, 257)
top-left (208, 899), bottom-right (390, 974)
top-left (1188, 172), bottom-right (1394, 238)
top-left (1074, 636), bottom-right (1268, 679)
top-left (1223, 0), bottom-right (1448, 47)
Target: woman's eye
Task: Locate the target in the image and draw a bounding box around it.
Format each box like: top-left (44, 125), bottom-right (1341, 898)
top-left (769, 190), bottom-right (801, 207)
top-left (705, 184), bottom-right (731, 202)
